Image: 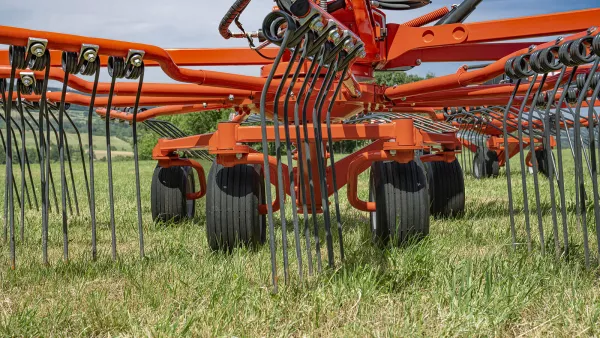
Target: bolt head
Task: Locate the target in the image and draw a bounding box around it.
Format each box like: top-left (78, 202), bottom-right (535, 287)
top-left (358, 49), bottom-right (366, 59)
top-left (415, 59), bottom-right (422, 65)
top-left (236, 153), bottom-right (243, 160)
top-left (228, 94), bottom-right (235, 101)
top-left (22, 77), bottom-right (33, 86)
top-left (83, 50), bottom-right (97, 62)
top-left (390, 150), bottom-right (397, 156)
top-left (310, 18), bottom-right (324, 32)
top-left (203, 102), bottom-right (208, 108)
top-left (30, 44), bottom-right (45, 57)
top-left (329, 30), bottom-right (341, 44)
top-left (130, 54), bottom-right (143, 67)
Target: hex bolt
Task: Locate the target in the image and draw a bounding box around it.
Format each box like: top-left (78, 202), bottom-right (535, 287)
top-left (228, 94), bottom-right (235, 101)
top-left (416, 59), bottom-right (422, 66)
top-left (83, 49), bottom-right (97, 62)
top-left (22, 76), bottom-right (33, 86)
top-left (130, 54), bottom-right (143, 67)
top-left (236, 153), bottom-right (243, 160)
top-left (310, 18), bottom-right (324, 33)
top-left (390, 150), bottom-right (397, 156)
top-left (30, 43), bottom-right (45, 57)
top-left (203, 102), bottom-right (208, 108)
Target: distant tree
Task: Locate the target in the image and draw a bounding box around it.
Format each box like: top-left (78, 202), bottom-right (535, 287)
top-left (374, 71), bottom-right (434, 87)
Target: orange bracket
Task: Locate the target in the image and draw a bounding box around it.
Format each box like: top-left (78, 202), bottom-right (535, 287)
top-left (157, 158), bottom-right (207, 200)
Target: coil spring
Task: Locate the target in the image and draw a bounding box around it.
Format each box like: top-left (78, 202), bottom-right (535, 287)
top-left (558, 41), bottom-right (579, 67)
top-left (17, 79), bottom-right (33, 95)
top-left (9, 46), bottom-right (27, 70)
top-left (62, 51), bottom-right (79, 74)
top-left (125, 62), bottom-right (144, 80)
top-left (504, 57), bottom-right (518, 79)
top-left (569, 36), bottom-right (595, 65)
top-left (108, 57), bottom-right (127, 78)
top-left (566, 87), bottom-right (580, 104)
top-left (79, 56), bottom-right (100, 76)
top-left (28, 51), bottom-right (50, 71)
top-left (593, 34), bottom-right (600, 57)
top-left (33, 80), bottom-right (44, 95)
top-left (262, 11), bottom-right (299, 46)
top-left (576, 72), bottom-right (600, 90)
top-left (530, 46), bottom-right (561, 73)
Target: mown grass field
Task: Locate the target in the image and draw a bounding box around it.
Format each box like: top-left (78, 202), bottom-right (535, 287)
top-left (0, 154), bottom-right (599, 336)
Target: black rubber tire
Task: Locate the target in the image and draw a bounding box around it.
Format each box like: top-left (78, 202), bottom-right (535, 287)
top-left (425, 159), bottom-right (465, 218)
top-left (369, 160), bottom-right (430, 246)
top-left (206, 161), bottom-right (265, 251)
top-left (151, 165), bottom-right (196, 223)
top-left (473, 148), bottom-right (499, 179)
top-left (535, 149), bottom-right (550, 178)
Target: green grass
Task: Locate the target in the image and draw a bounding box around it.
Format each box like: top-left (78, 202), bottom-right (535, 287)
top-left (0, 155), bottom-right (599, 336)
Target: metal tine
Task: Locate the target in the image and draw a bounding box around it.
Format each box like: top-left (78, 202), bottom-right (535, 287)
top-left (501, 78), bottom-right (523, 249)
top-left (152, 120), bottom-right (212, 161)
top-left (126, 55), bottom-right (146, 259)
top-left (302, 44), bottom-right (328, 273)
top-left (526, 73), bottom-right (550, 256)
top-left (293, 36), bottom-right (320, 276)
top-left (105, 55), bottom-right (128, 261)
top-left (271, 39), bottom-right (303, 284)
top-left (516, 73), bottom-right (539, 252)
top-left (31, 50), bottom-right (53, 265)
top-left (0, 112), bottom-right (34, 212)
top-left (572, 58), bottom-right (599, 267)
top-left (16, 84), bottom-right (33, 242)
top-left (57, 51), bottom-right (82, 262)
top-left (586, 70), bottom-right (600, 260)
top-left (47, 107), bottom-right (75, 216)
top-left (143, 120), bottom-right (205, 159)
top-left (48, 105), bottom-right (84, 215)
top-left (539, 66), bottom-right (569, 259)
top-left (22, 104), bottom-right (58, 215)
top-left (81, 54), bottom-right (101, 261)
top-left (6, 45), bottom-right (24, 269)
top-left (259, 13), bottom-right (298, 293)
top-left (282, 36), bottom-right (311, 281)
top-left (63, 109), bottom-right (91, 208)
top-left (313, 50), bottom-right (340, 269)
top-left (327, 58), bottom-right (356, 262)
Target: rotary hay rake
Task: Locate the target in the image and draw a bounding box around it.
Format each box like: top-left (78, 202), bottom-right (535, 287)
top-left (0, 0), bottom-right (599, 291)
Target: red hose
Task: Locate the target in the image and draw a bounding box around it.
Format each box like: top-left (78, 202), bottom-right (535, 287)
top-left (400, 7), bottom-right (450, 27)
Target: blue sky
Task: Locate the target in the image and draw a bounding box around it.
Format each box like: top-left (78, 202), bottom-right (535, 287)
top-left (1, 0), bottom-right (597, 82)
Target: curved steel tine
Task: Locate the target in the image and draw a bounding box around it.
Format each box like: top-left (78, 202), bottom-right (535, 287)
top-left (516, 75), bottom-right (539, 252)
top-left (271, 42), bottom-right (303, 284)
top-left (64, 110), bottom-right (90, 208)
top-left (282, 36), bottom-right (311, 281)
top-left (502, 81), bottom-right (522, 249)
top-left (294, 39), bottom-right (321, 277)
top-left (313, 53), bottom-right (339, 269)
top-left (527, 73), bottom-right (549, 255)
top-left (131, 64), bottom-right (146, 259)
top-left (47, 108), bottom-right (74, 216)
top-left (302, 45), bottom-right (328, 272)
top-left (586, 68), bottom-right (600, 261)
top-left (259, 28), bottom-right (295, 293)
top-left (85, 59), bottom-right (101, 261)
top-left (573, 59), bottom-right (599, 267)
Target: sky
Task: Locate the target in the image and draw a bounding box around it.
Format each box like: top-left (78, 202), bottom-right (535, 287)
top-left (1, 0), bottom-right (597, 83)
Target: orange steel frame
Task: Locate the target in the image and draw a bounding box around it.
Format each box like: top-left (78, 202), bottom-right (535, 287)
top-left (0, 0), bottom-right (598, 212)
